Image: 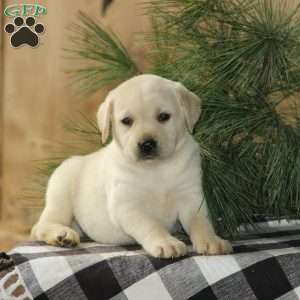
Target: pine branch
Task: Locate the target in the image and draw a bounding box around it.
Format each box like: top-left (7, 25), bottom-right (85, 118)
top-left (65, 12), bottom-right (140, 95)
top-left (149, 0), bottom-right (300, 95)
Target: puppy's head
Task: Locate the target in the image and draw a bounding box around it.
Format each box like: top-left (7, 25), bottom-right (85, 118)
top-left (97, 74), bottom-right (201, 162)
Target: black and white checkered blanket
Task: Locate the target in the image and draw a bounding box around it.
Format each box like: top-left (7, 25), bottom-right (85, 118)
top-left (1, 221), bottom-right (300, 300)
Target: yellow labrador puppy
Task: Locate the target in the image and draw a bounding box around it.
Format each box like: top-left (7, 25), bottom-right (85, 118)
top-left (31, 74), bottom-right (232, 258)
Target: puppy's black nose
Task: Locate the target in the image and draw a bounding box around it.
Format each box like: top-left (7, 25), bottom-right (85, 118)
top-left (138, 139), bottom-right (157, 156)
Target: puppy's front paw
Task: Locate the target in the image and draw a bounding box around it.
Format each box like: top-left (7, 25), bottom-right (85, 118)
top-left (41, 226), bottom-right (80, 248)
top-left (54, 229), bottom-right (80, 248)
top-left (144, 237), bottom-right (187, 259)
top-left (193, 235), bottom-right (232, 255)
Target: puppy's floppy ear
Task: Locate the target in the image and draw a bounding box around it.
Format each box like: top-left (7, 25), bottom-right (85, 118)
top-left (175, 82), bottom-right (202, 132)
top-left (97, 92), bottom-right (114, 144)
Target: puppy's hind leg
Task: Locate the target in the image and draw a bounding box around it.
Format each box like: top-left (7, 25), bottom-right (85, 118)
top-left (31, 157), bottom-right (82, 247)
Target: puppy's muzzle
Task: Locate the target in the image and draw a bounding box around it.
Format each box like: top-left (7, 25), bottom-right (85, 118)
top-left (138, 138), bottom-right (158, 160)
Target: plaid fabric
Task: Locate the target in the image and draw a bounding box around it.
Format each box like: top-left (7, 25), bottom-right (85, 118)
top-left (2, 221), bottom-right (300, 300)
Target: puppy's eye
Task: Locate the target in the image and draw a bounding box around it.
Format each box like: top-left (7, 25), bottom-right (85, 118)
top-left (157, 112), bottom-right (171, 123)
top-left (121, 117), bottom-right (133, 126)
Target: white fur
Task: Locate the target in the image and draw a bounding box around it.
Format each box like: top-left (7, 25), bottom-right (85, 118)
top-left (31, 74), bottom-right (232, 258)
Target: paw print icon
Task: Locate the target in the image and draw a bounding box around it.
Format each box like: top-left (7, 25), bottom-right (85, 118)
top-left (4, 16), bottom-right (45, 48)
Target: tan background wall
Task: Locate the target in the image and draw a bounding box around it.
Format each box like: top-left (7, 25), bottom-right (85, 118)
top-left (1, 0), bottom-right (149, 250)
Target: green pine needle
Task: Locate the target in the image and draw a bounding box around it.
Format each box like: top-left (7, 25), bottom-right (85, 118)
top-left (65, 11), bottom-right (140, 95)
